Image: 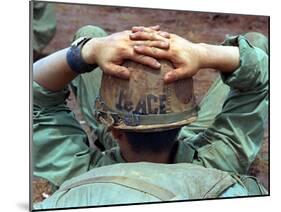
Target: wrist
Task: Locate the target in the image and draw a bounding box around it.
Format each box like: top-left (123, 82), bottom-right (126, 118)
top-left (197, 43), bottom-right (240, 72)
top-left (196, 43), bottom-right (215, 69)
top-left (81, 37), bottom-right (101, 65)
top-left (66, 37), bottom-right (98, 74)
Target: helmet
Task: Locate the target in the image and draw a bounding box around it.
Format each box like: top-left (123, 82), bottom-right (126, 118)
top-left (94, 60), bottom-right (197, 132)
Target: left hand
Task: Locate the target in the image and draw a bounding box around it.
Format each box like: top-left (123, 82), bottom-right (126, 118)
top-left (81, 30), bottom-right (170, 79)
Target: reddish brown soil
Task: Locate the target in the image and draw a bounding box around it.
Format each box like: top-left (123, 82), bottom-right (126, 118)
top-left (33, 2), bottom-right (269, 203)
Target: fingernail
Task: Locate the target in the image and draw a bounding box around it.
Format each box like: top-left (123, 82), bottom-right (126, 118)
top-left (155, 62), bottom-right (161, 68)
top-left (151, 25), bottom-right (160, 30)
top-left (161, 42), bottom-right (169, 47)
top-left (159, 32), bottom-right (170, 38)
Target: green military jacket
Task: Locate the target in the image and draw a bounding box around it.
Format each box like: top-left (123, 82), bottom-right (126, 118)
top-left (33, 35), bottom-right (268, 190)
top-left (34, 162), bottom-right (249, 209)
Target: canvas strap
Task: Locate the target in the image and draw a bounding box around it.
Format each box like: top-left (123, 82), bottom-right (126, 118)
top-left (59, 176), bottom-right (176, 201)
top-left (231, 174), bottom-right (268, 195)
top-left (203, 173), bottom-right (236, 198)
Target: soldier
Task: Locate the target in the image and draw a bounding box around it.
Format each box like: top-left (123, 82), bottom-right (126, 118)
top-left (33, 25), bottom-right (268, 209)
top-left (33, 2), bottom-right (56, 61)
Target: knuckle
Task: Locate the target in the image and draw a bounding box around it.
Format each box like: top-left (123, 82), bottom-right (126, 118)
top-left (153, 41), bottom-right (161, 47)
top-left (134, 54), bottom-right (145, 61)
top-left (151, 47), bottom-right (158, 54)
top-left (141, 56), bottom-right (154, 64)
top-left (135, 40), bottom-right (144, 46)
top-left (170, 49), bottom-right (178, 58)
top-left (135, 45), bottom-right (148, 53)
top-left (150, 33), bottom-right (157, 40)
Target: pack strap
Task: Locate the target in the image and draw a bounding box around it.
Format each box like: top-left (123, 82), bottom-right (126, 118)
top-left (232, 174), bottom-right (268, 195)
top-left (203, 173), bottom-right (236, 198)
top-left (59, 176), bottom-right (176, 201)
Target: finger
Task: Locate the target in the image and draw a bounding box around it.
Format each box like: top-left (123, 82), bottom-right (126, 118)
top-left (128, 53), bottom-right (161, 69)
top-left (131, 26), bottom-right (169, 39)
top-left (132, 25), bottom-right (160, 33)
top-left (157, 31), bottom-right (170, 38)
top-left (132, 26), bottom-right (145, 32)
top-left (134, 45), bottom-right (169, 59)
top-left (130, 31), bottom-right (168, 41)
top-left (134, 40), bottom-right (169, 49)
top-left (149, 25), bottom-right (160, 31)
top-left (164, 68), bottom-right (191, 83)
top-left (103, 63), bottom-right (130, 80)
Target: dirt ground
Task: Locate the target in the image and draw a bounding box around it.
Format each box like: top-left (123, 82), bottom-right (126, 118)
top-left (32, 3), bottom-right (269, 204)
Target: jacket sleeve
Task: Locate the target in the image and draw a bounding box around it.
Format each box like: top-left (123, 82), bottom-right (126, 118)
top-left (33, 81), bottom-right (110, 187)
top-left (190, 35), bottom-right (268, 174)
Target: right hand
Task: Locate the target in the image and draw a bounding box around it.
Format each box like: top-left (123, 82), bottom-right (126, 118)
top-left (131, 32), bottom-right (204, 83)
top-left (131, 30), bottom-right (240, 83)
top-left (81, 29), bottom-right (170, 80)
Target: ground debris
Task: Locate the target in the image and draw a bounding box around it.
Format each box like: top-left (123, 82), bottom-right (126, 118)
top-left (32, 178), bottom-right (53, 203)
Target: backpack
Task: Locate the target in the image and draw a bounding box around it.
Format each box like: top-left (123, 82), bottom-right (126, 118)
top-left (34, 162), bottom-right (267, 209)
top-left (232, 174), bottom-right (268, 195)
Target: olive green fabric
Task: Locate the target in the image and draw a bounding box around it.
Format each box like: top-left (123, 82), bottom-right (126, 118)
top-left (69, 26), bottom-right (117, 150)
top-left (32, 2), bottom-right (56, 52)
top-left (33, 163), bottom-right (247, 209)
top-left (243, 32), bottom-right (268, 55)
top-left (32, 26), bottom-right (268, 194)
top-left (233, 174), bottom-right (268, 195)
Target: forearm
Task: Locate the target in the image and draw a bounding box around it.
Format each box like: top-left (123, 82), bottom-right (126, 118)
top-left (199, 43), bottom-right (240, 73)
top-left (33, 48), bottom-right (78, 91)
top-left (32, 30), bottom-right (164, 91)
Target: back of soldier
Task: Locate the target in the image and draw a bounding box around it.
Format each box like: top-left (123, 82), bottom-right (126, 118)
top-left (33, 162), bottom-right (264, 209)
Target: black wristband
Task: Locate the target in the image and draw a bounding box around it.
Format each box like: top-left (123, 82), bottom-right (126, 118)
top-left (66, 38), bottom-right (97, 74)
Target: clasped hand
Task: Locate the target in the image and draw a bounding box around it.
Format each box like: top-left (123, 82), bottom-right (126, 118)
top-left (82, 25), bottom-right (203, 83)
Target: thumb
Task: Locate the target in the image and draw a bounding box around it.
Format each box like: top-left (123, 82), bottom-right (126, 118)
top-left (103, 63), bottom-right (130, 80)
